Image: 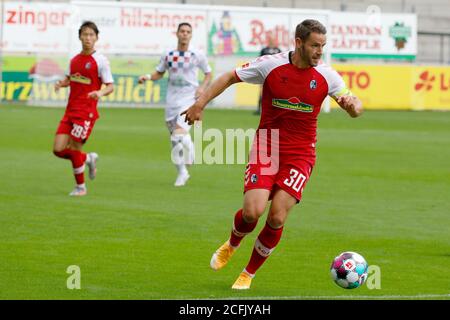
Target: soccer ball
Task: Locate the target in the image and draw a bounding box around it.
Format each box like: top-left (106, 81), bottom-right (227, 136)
top-left (330, 251), bottom-right (368, 289)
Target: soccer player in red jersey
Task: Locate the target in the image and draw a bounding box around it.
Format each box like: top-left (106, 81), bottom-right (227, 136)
top-left (182, 20), bottom-right (363, 289)
top-left (53, 21), bottom-right (114, 196)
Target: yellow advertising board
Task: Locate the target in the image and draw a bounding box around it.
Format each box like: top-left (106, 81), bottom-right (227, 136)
top-left (409, 66), bottom-right (450, 110)
top-left (235, 63), bottom-right (450, 111)
top-left (333, 64), bottom-right (450, 110)
top-left (332, 64), bottom-right (411, 110)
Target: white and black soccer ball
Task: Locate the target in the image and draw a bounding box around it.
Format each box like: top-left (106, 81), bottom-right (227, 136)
top-left (330, 252), bottom-right (368, 289)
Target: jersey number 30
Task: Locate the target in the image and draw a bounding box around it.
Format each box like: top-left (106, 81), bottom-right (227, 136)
top-left (283, 168), bottom-right (306, 192)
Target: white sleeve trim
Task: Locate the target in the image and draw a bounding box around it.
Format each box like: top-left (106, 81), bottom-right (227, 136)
top-left (314, 64), bottom-right (349, 98)
top-left (93, 52), bottom-right (114, 84)
top-left (156, 51), bottom-right (168, 73)
top-left (235, 52), bottom-right (289, 85)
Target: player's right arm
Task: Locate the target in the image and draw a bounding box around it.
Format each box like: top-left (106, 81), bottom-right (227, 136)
top-left (182, 55), bottom-right (269, 124)
top-left (182, 70), bottom-right (240, 125)
top-left (138, 71), bottom-right (165, 84)
top-left (319, 64), bottom-right (363, 118)
top-left (54, 76), bottom-right (70, 92)
top-left (139, 51), bottom-right (168, 84)
top-left (335, 94), bottom-right (363, 118)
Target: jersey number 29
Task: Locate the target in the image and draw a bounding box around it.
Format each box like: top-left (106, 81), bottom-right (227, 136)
top-left (71, 121), bottom-right (91, 140)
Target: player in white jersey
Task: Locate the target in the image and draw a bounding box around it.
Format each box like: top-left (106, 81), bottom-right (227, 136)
top-left (139, 22), bottom-right (212, 186)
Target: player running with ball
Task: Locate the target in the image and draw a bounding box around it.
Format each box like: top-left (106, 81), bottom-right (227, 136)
top-left (53, 21), bottom-right (114, 196)
top-left (182, 20), bottom-right (363, 289)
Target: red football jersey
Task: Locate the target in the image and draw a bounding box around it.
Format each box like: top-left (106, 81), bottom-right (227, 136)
top-left (236, 51), bottom-right (350, 162)
top-left (66, 51), bottom-right (113, 119)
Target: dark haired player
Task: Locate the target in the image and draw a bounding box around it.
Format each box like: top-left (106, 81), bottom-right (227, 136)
top-left (139, 22), bottom-right (211, 187)
top-left (53, 21), bottom-right (114, 196)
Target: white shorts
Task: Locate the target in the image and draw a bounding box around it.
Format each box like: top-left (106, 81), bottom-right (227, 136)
top-left (166, 113), bottom-right (192, 134)
top-left (165, 92), bottom-right (196, 122)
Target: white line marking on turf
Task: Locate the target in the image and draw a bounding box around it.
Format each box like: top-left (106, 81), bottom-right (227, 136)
top-left (197, 294), bottom-right (450, 300)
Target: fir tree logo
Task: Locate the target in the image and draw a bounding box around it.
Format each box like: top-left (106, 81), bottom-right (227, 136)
top-left (389, 22), bottom-right (412, 51)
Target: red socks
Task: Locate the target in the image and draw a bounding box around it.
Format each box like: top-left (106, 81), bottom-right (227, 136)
top-left (245, 222), bottom-right (284, 275)
top-left (228, 209), bottom-right (284, 275)
top-left (54, 149), bottom-right (87, 185)
top-left (229, 209), bottom-right (258, 247)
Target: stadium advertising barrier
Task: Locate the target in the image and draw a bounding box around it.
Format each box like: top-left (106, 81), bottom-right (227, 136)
top-left (1, 1), bottom-right (415, 59)
top-left (1, 1), bottom-right (328, 56)
top-left (331, 64), bottom-right (450, 111)
top-left (2, 55), bottom-right (449, 110)
top-left (329, 12), bottom-right (417, 60)
top-left (0, 55), bottom-right (168, 106)
top-left (1, 2), bottom-right (72, 53)
top-left (1, 1), bottom-right (425, 109)
top-left (207, 9), bottom-right (328, 55)
top-left (1, 1), bottom-right (208, 55)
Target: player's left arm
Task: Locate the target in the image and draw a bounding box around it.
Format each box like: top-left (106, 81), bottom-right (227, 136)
top-left (335, 94), bottom-right (363, 118)
top-left (54, 76), bottom-right (70, 92)
top-left (326, 66), bottom-right (363, 118)
top-left (88, 83), bottom-right (114, 100)
top-left (182, 70), bottom-right (240, 124)
top-left (88, 55), bottom-right (115, 100)
top-left (195, 53), bottom-right (213, 99)
top-left (195, 72), bottom-right (212, 99)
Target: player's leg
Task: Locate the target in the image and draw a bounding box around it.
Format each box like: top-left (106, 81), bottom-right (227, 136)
top-left (67, 138), bottom-right (88, 196)
top-left (244, 188), bottom-right (297, 273)
top-left (53, 133), bottom-right (71, 157)
top-left (232, 187), bottom-right (297, 289)
top-left (53, 116), bottom-right (97, 196)
top-left (53, 118), bottom-right (86, 195)
top-left (167, 115), bottom-right (193, 187)
top-left (173, 125), bottom-right (192, 166)
top-left (68, 116), bottom-right (100, 190)
top-left (233, 162), bottom-right (313, 289)
top-left (175, 122), bottom-right (195, 165)
top-left (211, 157), bottom-right (275, 272)
top-left (230, 188), bottom-right (270, 247)
top-left (53, 115), bottom-right (73, 157)
top-left (210, 188), bottom-right (270, 271)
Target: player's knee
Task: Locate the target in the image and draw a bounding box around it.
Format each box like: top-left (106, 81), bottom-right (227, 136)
top-left (53, 147), bottom-right (64, 156)
top-left (173, 128), bottom-right (188, 135)
top-left (242, 203), bottom-right (265, 222)
top-left (267, 212), bottom-right (287, 229)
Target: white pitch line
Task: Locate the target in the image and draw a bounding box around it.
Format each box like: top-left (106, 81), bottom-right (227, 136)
top-left (195, 293), bottom-right (450, 300)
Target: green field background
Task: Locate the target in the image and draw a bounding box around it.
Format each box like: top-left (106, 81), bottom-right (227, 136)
top-left (0, 105), bottom-right (449, 299)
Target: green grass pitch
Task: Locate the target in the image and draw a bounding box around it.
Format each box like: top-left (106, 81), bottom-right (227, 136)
top-left (0, 104), bottom-right (449, 299)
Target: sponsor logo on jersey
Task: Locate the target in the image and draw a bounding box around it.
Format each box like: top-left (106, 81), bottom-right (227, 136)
top-left (310, 79), bottom-right (317, 89)
top-left (69, 73), bottom-right (92, 85)
top-left (272, 97), bottom-right (313, 112)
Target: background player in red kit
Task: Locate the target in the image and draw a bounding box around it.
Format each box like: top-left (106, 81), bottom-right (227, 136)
top-left (53, 21), bottom-right (114, 196)
top-left (182, 19), bottom-right (363, 289)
